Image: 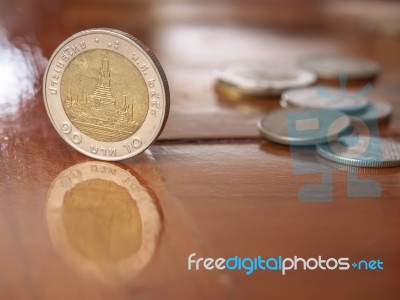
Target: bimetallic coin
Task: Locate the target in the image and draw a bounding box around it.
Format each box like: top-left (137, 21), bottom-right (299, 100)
top-left (258, 108), bottom-right (351, 146)
top-left (282, 87), bottom-right (369, 113)
top-left (215, 62), bottom-right (316, 96)
top-left (317, 136), bottom-right (400, 167)
top-left (47, 162), bottom-right (161, 282)
top-left (298, 55), bottom-right (380, 80)
top-left (349, 101), bottom-right (393, 124)
top-left (43, 28), bottom-right (169, 161)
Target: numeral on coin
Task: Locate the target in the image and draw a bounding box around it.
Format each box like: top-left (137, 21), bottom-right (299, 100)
top-left (60, 122), bottom-right (82, 144)
top-left (123, 137), bottom-right (142, 153)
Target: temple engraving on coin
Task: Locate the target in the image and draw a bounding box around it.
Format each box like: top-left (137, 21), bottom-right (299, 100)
top-left (44, 28), bottom-right (169, 160)
top-left (61, 49), bottom-right (149, 142)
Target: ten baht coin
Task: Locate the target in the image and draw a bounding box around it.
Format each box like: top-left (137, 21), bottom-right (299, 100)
top-left (43, 28), bottom-right (169, 161)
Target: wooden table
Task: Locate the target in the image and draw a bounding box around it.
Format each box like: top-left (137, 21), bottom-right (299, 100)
top-left (0, 0), bottom-right (399, 299)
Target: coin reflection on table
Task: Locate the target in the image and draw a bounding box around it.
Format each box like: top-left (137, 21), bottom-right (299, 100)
top-left (46, 162), bottom-right (161, 283)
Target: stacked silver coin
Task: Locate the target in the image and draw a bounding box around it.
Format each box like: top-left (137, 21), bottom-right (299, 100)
top-left (317, 136), bottom-right (400, 168)
top-left (255, 56), bottom-right (399, 168)
top-left (215, 62), bottom-right (316, 97)
top-left (258, 108), bottom-right (351, 146)
top-left (298, 55), bottom-right (380, 81)
top-left (214, 56), bottom-right (397, 168)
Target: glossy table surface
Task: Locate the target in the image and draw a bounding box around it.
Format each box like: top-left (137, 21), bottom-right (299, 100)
top-left (0, 0), bottom-right (399, 299)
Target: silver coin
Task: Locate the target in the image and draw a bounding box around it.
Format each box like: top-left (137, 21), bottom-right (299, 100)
top-left (323, 2), bottom-right (400, 38)
top-left (258, 108), bottom-right (351, 146)
top-left (316, 155), bottom-right (396, 174)
top-left (43, 28), bottom-right (169, 161)
top-left (216, 62), bottom-right (316, 96)
top-left (279, 98), bottom-right (289, 108)
top-left (317, 136), bottom-right (400, 167)
top-left (282, 87), bottom-right (369, 113)
top-left (298, 55), bottom-right (380, 80)
top-left (349, 101), bottom-right (393, 124)
top-left (279, 98), bottom-right (297, 109)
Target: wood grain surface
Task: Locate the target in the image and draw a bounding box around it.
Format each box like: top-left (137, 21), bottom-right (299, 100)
top-left (0, 0), bottom-right (399, 299)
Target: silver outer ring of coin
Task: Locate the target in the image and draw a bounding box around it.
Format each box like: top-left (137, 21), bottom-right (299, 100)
top-left (215, 62), bottom-right (316, 96)
top-left (282, 87), bottom-right (369, 112)
top-left (298, 55), bottom-right (380, 80)
top-left (317, 136), bottom-right (400, 168)
top-left (257, 108), bottom-right (351, 146)
top-left (46, 161), bottom-right (161, 282)
top-left (43, 28), bottom-right (170, 161)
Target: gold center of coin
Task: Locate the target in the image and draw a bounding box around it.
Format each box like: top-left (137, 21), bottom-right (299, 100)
top-left (62, 179), bottom-right (142, 264)
top-left (60, 49), bottom-right (149, 142)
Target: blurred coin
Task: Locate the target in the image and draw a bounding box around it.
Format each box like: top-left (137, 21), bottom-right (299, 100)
top-left (316, 155), bottom-right (398, 174)
top-left (298, 55), bottom-right (380, 80)
top-left (350, 101), bottom-right (392, 125)
top-left (258, 108), bottom-right (350, 146)
top-left (214, 81), bottom-right (264, 100)
top-left (282, 87), bottom-right (369, 113)
top-left (317, 136), bottom-right (400, 168)
top-left (279, 98), bottom-right (289, 108)
top-left (47, 161), bottom-right (161, 282)
top-left (323, 1), bottom-right (400, 38)
top-left (43, 28), bottom-right (169, 161)
top-left (216, 62), bottom-right (316, 96)
top-left (279, 98), bottom-right (297, 109)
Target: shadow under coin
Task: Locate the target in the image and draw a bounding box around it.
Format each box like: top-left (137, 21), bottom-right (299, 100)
top-left (46, 162), bottom-right (162, 284)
